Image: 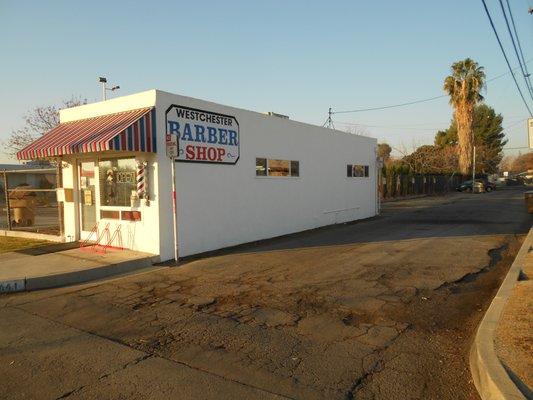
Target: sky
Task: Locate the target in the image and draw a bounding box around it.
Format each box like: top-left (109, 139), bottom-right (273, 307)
top-left (0, 0), bottom-right (532, 163)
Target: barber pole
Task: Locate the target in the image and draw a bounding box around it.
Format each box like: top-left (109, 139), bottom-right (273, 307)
top-left (137, 161), bottom-right (147, 198)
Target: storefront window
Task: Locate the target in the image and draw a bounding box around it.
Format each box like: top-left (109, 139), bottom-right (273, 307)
top-left (256, 158), bottom-right (300, 177)
top-left (99, 158), bottom-right (136, 207)
top-left (290, 161), bottom-right (299, 177)
top-left (256, 158), bottom-right (267, 176)
top-left (268, 159), bottom-right (290, 176)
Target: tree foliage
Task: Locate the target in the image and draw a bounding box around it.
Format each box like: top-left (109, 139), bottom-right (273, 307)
top-left (377, 143), bottom-right (392, 162)
top-left (501, 153), bottom-right (533, 173)
top-left (401, 145), bottom-right (458, 174)
top-left (435, 104), bottom-right (507, 174)
top-left (3, 97), bottom-right (86, 157)
top-left (443, 58), bottom-right (485, 174)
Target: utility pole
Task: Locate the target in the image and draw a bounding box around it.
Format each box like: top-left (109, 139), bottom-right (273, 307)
top-left (325, 107), bottom-right (335, 129)
top-left (472, 145), bottom-right (476, 192)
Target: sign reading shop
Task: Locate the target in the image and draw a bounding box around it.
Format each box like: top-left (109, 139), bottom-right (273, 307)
top-left (166, 105), bottom-right (239, 164)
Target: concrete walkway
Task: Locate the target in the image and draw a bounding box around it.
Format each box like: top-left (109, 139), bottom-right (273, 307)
top-left (0, 245), bottom-right (159, 293)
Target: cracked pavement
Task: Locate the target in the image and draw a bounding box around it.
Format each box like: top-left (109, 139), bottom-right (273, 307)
top-left (0, 188), bottom-right (531, 400)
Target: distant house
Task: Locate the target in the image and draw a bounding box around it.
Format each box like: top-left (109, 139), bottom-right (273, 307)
top-left (0, 164), bottom-right (56, 191)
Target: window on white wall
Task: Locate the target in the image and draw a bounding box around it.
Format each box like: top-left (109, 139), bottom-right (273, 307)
top-left (290, 161), bottom-right (299, 177)
top-left (269, 159), bottom-right (290, 176)
top-left (256, 158), bottom-right (300, 177)
top-left (99, 158), bottom-right (137, 207)
top-left (256, 158), bottom-right (267, 176)
top-left (347, 164), bottom-right (369, 178)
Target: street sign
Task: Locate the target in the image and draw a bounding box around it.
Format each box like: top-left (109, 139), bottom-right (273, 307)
top-left (528, 118), bottom-right (533, 149)
top-left (166, 133), bottom-right (178, 159)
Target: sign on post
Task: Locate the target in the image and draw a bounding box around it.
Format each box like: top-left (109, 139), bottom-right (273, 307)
top-left (166, 133), bottom-right (178, 159)
top-left (165, 105), bottom-right (239, 164)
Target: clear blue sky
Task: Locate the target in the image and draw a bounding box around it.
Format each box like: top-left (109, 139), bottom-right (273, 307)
top-left (1, 0), bottom-right (532, 163)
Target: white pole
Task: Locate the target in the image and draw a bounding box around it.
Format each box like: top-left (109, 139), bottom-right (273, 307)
top-left (170, 158), bottom-right (178, 262)
top-left (472, 145), bottom-right (476, 191)
top-left (102, 82), bottom-right (106, 101)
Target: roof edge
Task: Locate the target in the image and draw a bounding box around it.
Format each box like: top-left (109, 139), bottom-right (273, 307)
top-left (60, 89), bottom-right (157, 123)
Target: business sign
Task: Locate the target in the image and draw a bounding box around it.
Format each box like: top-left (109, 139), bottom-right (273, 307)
top-left (165, 105), bottom-right (239, 164)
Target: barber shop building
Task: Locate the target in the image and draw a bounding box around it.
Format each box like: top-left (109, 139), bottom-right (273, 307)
top-left (17, 90), bottom-right (378, 261)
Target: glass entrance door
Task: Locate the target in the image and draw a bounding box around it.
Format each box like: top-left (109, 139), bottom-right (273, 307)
top-left (79, 161), bottom-right (97, 237)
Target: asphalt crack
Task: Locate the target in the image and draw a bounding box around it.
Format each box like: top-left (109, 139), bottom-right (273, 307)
top-left (437, 242), bottom-right (508, 291)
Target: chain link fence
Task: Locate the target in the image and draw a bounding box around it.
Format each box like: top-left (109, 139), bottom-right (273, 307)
top-left (380, 172), bottom-right (467, 199)
top-left (1, 168), bottom-right (60, 235)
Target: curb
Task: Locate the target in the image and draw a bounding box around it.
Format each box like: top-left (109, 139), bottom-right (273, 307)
top-left (0, 255), bottom-right (160, 293)
top-left (469, 228), bottom-right (532, 400)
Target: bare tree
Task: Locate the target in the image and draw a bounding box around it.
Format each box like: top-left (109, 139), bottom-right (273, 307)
top-left (343, 125), bottom-right (369, 136)
top-left (498, 155), bottom-right (516, 173)
top-left (3, 97), bottom-right (86, 157)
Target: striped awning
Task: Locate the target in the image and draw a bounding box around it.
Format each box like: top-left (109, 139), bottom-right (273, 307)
top-left (17, 107), bottom-right (156, 160)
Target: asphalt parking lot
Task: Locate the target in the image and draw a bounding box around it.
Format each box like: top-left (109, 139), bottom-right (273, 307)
top-left (0, 187), bottom-right (530, 400)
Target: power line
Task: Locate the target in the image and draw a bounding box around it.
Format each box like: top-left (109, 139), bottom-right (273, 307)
top-left (504, 117), bottom-right (529, 129)
top-left (499, 0), bottom-right (533, 100)
top-left (332, 95), bottom-right (446, 115)
top-left (481, 0), bottom-right (533, 116)
top-left (504, 0), bottom-right (533, 98)
top-left (333, 120), bottom-right (447, 132)
top-left (329, 59), bottom-right (531, 116)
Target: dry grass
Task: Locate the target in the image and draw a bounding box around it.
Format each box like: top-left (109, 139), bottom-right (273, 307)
top-left (0, 236), bottom-right (50, 254)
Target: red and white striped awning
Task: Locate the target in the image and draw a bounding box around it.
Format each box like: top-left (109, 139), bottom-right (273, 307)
top-left (17, 107), bottom-right (156, 160)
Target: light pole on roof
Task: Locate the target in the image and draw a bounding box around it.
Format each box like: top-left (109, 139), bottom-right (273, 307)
top-left (98, 77), bottom-right (120, 101)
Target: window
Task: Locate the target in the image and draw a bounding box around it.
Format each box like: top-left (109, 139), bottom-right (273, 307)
top-left (268, 159), bottom-right (290, 176)
top-left (256, 158), bottom-right (300, 177)
top-left (290, 161), bottom-right (299, 177)
top-left (347, 164), bottom-right (369, 178)
top-left (99, 158), bottom-right (137, 207)
top-left (256, 158), bottom-right (267, 176)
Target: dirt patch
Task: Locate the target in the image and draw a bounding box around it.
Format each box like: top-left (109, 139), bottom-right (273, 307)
top-left (495, 244), bottom-right (533, 393)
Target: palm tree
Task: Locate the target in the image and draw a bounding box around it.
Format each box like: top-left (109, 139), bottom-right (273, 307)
top-left (443, 59), bottom-right (485, 174)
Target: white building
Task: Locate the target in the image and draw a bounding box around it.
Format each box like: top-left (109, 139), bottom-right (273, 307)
top-left (18, 90), bottom-right (378, 260)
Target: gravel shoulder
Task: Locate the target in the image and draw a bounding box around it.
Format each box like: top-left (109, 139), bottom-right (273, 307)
top-left (495, 245), bottom-right (533, 394)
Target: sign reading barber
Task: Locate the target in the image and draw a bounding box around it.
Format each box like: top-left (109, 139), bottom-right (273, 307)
top-left (166, 105), bottom-right (239, 164)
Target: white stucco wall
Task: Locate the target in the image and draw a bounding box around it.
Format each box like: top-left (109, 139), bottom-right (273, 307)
top-left (56, 89), bottom-right (377, 260)
top-left (155, 90), bottom-right (377, 259)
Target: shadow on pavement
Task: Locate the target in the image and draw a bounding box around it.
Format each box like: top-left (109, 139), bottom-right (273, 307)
top-left (189, 187), bottom-right (532, 259)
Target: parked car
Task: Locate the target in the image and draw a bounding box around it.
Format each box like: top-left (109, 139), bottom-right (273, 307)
top-left (456, 179), bottom-right (496, 192)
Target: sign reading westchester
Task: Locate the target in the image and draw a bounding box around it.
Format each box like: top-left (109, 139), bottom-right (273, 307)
top-left (166, 106), bottom-right (239, 164)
